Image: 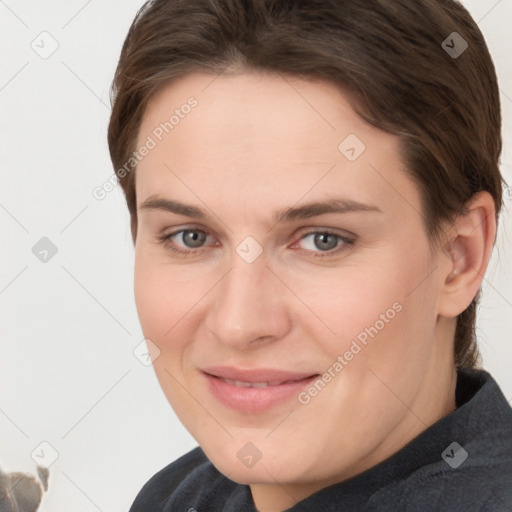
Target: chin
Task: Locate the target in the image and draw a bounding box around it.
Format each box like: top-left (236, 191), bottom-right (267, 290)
top-left (200, 439), bottom-right (309, 484)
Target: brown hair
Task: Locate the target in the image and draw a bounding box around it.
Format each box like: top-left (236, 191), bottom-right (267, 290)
top-left (108, 0), bottom-right (503, 369)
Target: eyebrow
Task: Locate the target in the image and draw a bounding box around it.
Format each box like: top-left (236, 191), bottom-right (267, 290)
top-left (139, 195), bottom-right (382, 223)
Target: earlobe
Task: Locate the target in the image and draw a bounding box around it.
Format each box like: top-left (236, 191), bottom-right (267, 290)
top-left (438, 192), bottom-right (496, 317)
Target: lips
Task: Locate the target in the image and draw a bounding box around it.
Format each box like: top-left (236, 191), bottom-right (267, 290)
top-left (220, 378), bottom-right (295, 388)
top-left (202, 366), bottom-right (317, 383)
top-left (201, 366), bottom-right (319, 413)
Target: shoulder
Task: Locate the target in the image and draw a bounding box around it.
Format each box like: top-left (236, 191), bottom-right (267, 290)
top-left (129, 447), bottom-right (251, 511)
top-left (128, 447), bottom-right (210, 511)
top-left (369, 431), bottom-right (512, 512)
top-left (404, 368), bottom-right (512, 510)
top-left (397, 454), bottom-right (512, 511)
top-left (366, 369), bottom-right (512, 511)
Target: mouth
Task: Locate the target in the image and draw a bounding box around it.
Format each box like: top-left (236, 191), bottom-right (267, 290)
top-left (201, 366), bottom-right (319, 413)
top-left (217, 377), bottom-right (306, 388)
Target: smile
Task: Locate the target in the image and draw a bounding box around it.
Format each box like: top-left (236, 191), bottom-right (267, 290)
top-left (201, 367), bottom-right (319, 413)
top-left (219, 377), bottom-right (302, 388)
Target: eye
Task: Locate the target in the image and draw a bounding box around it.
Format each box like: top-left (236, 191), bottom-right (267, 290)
top-left (302, 232), bottom-right (339, 251)
top-left (292, 230), bottom-right (354, 256)
top-left (157, 228), bottom-right (215, 255)
top-left (157, 228), bottom-right (353, 258)
top-left (178, 229), bottom-right (207, 248)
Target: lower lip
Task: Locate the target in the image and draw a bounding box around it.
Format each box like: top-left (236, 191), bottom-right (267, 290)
top-left (202, 372), bottom-right (319, 413)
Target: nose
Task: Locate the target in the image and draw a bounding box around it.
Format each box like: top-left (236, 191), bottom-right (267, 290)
top-left (204, 254), bottom-right (292, 350)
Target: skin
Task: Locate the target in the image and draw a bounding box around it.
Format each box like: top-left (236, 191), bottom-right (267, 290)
top-left (133, 70), bottom-right (496, 512)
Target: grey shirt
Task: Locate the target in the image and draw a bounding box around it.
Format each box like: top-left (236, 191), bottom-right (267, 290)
top-left (129, 368), bottom-right (512, 511)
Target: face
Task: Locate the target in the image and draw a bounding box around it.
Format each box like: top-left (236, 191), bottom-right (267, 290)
top-left (133, 71), bottom-right (456, 503)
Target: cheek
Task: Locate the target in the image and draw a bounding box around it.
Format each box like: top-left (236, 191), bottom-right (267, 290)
top-left (133, 249), bottom-right (216, 365)
top-left (293, 247), bottom-right (437, 366)
top-left (134, 255), bottom-right (165, 338)
top-left (134, 250), bottom-right (189, 344)
top-left (133, 254), bottom-right (195, 406)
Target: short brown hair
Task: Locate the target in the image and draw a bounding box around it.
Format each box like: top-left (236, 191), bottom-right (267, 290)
top-left (108, 0), bottom-right (503, 369)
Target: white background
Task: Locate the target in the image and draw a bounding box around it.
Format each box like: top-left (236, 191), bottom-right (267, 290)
top-left (1, 1), bottom-right (511, 510)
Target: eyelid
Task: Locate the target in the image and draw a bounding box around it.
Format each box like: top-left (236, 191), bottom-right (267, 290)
top-left (289, 228), bottom-right (356, 256)
top-left (157, 226), bottom-right (356, 258)
top-left (156, 225), bottom-right (219, 255)
top-left (291, 226), bottom-right (356, 245)
top-left (160, 224), bottom-right (214, 240)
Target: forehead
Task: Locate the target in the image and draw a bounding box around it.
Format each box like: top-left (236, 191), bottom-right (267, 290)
top-left (138, 70), bottom-right (382, 159)
top-left (135, 71), bottom-right (419, 219)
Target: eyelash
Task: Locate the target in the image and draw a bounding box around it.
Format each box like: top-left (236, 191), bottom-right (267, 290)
top-left (291, 231), bottom-right (355, 258)
top-left (156, 228), bottom-right (355, 258)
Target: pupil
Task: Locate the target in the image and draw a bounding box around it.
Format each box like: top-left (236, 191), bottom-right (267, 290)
top-left (314, 233), bottom-right (337, 251)
top-left (183, 230), bottom-right (206, 248)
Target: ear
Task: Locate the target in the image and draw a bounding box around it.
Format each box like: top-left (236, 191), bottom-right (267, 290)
top-left (438, 191), bottom-right (497, 318)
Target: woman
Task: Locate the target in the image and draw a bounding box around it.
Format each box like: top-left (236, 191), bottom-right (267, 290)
top-left (107, 0), bottom-right (512, 510)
